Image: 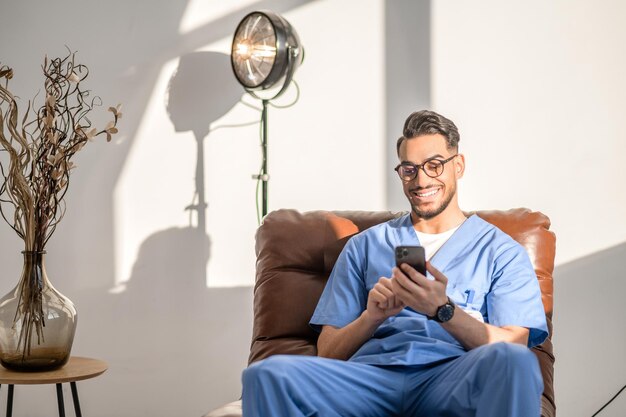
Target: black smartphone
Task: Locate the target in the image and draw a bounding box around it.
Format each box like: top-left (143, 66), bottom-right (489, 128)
top-left (395, 246), bottom-right (426, 276)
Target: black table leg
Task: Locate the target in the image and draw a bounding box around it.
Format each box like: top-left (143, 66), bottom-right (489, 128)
top-left (70, 382), bottom-right (82, 417)
top-left (56, 384), bottom-right (65, 417)
top-left (6, 384), bottom-right (13, 417)
top-left (2, 382), bottom-right (81, 417)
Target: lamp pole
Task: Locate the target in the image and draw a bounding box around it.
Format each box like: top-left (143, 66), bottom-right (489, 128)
top-left (261, 99), bottom-right (269, 218)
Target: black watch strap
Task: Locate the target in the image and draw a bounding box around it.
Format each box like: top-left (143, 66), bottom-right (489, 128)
top-left (428, 297), bottom-right (456, 323)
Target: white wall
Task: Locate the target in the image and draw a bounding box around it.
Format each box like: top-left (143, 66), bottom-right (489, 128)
top-left (0, 0), bottom-right (624, 416)
top-left (431, 0), bottom-right (626, 266)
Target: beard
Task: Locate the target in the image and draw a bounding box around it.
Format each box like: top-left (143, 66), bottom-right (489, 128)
top-left (410, 182), bottom-right (457, 220)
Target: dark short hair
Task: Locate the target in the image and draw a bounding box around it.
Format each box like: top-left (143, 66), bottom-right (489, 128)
top-left (396, 110), bottom-right (460, 156)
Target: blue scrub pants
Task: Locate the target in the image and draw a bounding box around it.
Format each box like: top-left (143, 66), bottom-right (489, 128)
top-left (242, 342), bottom-right (543, 417)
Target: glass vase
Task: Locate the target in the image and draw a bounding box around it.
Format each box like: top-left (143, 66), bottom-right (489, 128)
top-left (0, 251), bottom-right (77, 371)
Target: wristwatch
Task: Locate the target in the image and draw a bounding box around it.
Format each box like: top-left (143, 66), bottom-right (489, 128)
top-left (428, 297), bottom-right (456, 323)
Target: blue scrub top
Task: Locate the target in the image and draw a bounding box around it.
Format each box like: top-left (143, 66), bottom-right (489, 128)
top-left (310, 214), bottom-right (549, 366)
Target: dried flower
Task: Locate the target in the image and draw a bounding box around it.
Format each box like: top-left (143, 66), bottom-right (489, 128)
top-left (0, 50), bottom-right (120, 252)
top-left (68, 72), bottom-right (80, 83)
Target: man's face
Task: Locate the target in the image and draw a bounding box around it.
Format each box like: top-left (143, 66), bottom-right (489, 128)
top-left (397, 134), bottom-right (465, 221)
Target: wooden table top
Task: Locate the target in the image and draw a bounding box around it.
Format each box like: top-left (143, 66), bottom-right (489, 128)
top-left (0, 357), bottom-right (107, 385)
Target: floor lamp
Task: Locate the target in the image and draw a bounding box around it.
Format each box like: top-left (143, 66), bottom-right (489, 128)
top-left (231, 10), bottom-right (304, 218)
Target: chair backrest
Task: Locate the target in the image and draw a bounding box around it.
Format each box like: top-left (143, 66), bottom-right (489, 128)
top-left (249, 208), bottom-right (556, 417)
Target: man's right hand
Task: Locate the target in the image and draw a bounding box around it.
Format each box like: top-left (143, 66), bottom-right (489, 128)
top-left (318, 277), bottom-right (405, 360)
top-left (365, 277), bottom-right (405, 324)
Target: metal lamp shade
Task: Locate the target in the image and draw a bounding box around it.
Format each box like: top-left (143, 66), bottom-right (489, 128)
top-left (231, 11), bottom-right (303, 91)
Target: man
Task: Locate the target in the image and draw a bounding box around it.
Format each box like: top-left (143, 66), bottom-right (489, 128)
top-left (242, 110), bottom-right (548, 417)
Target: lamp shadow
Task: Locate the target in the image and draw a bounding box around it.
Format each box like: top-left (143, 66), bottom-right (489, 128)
top-left (97, 226), bottom-right (252, 416)
top-left (165, 51), bottom-right (243, 235)
top-left (123, 227), bottom-right (210, 305)
top-left (108, 51), bottom-right (243, 364)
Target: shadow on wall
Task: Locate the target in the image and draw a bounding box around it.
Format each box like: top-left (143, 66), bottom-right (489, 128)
top-left (553, 241), bottom-right (626, 417)
top-left (72, 246), bottom-right (253, 416)
top-left (166, 51), bottom-right (243, 236)
top-left (167, 52), bottom-right (243, 140)
top-left (124, 227), bottom-right (210, 307)
top-left (90, 52), bottom-right (242, 414)
top-left (384, 0), bottom-right (431, 212)
top-left (80, 49), bottom-right (254, 417)
top-left (0, 0), bottom-right (319, 293)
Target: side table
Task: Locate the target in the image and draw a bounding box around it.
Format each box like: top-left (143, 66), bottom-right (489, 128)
top-left (0, 356), bottom-right (107, 417)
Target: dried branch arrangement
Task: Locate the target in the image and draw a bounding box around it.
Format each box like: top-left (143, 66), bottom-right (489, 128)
top-left (0, 50), bottom-right (120, 358)
top-left (0, 51), bottom-right (120, 251)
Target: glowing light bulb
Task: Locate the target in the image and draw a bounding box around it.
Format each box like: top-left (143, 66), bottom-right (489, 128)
top-left (236, 41), bottom-right (252, 60)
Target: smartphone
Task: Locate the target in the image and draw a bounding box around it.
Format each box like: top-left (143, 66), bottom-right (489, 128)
top-left (395, 246), bottom-right (426, 276)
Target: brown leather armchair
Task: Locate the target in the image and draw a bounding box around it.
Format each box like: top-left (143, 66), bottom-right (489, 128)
top-left (207, 208), bottom-right (556, 417)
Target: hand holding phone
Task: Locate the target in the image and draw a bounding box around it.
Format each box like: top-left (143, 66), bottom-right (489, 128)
top-left (395, 246), bottom-right (426, 276)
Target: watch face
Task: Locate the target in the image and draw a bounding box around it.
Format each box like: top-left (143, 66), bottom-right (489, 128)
top-left (437, 303), bottom-right (455, 322)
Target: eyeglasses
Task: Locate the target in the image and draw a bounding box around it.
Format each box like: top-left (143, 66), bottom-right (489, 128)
top-left (394, 154), bottom-right (458, 181)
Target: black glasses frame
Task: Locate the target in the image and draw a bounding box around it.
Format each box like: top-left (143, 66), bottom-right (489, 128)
top-left (394, 154), bottom-right (458, 181)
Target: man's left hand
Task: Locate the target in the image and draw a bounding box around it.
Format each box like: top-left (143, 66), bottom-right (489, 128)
top-left (391, 261), bottom-right (449, 317)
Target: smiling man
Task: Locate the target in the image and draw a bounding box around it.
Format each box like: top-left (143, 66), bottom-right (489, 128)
top-left (242, 110), bottom-right (548, 417)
